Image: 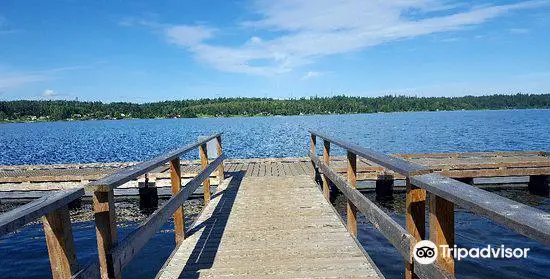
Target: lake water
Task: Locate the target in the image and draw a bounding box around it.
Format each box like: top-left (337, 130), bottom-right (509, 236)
top-left (0, 109), bottom-right (549, 278)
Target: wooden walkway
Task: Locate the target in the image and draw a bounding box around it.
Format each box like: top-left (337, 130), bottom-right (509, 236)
top-left (157, 174), bottom-right (382, 279)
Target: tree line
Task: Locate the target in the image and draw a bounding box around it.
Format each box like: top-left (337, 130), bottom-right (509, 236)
top-left (1, 93), bottom-right (549, 122)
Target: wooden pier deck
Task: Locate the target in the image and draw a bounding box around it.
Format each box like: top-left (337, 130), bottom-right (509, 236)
top-left (157, 174), bottom-right (381, 279)
top-left (1, 151), bottom-right (549, 199)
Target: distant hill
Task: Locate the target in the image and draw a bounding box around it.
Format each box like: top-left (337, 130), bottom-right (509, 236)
top-left (1, 93), bottom-right (549, 122)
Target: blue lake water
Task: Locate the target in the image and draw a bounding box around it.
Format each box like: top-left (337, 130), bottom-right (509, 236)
top-left (0, 109), bottom-right (549, 278)
top-left (1, 109), bottom-right (549, 165)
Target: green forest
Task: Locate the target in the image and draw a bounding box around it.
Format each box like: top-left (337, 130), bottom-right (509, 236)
top-left (1, 93), bottom-right (549, 122)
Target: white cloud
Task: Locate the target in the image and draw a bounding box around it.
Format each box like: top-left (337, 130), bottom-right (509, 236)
top-left (42, 89), bottom-right (57, 98)
top-left (302, 71), bottom-right (326, 80)
top-left (165, 25), bottom-right (215, 47)
top-left (155, 0), bottom-right (549, 76)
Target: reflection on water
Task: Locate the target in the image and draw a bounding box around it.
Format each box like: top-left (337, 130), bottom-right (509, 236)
top-left (333, 187), bottom-right (550, 279)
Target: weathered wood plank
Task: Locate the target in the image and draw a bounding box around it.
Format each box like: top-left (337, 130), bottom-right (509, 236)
top-left (42, 205), bottom-right (79, 279)
top-left (87, 133), bottom-right (221, 192)
top-left (411, 173), bottom-right (550, 245)
top-left (323, 140), bottom-right (331, 200)
top-left (347, 151), bottom-right (358, 237)
top-left (170, 158), bottom-right (185, 244)
top-left (93, 189), bottom-right (119, 279)
top-left (0, 188), bottom-right (84, 236)
top-left (405, 177), bottom-right (426, 279)
top-left (199, 143), bottom-right (211, 204)
top-left (157, 174), bottom-right (382, 279)
top-left (430, 194), bottom-right (455, 275)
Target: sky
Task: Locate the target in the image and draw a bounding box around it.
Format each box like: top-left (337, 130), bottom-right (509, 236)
top-left (0, 0), bottom-right (550, 102)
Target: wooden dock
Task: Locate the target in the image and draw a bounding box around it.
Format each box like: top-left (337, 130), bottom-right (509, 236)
top-left (0, 132), bottom-right (549, 279)
top-left (157, 174), bottom-right (381, 279)
top-left (1, 151), bottom-right (549, 199)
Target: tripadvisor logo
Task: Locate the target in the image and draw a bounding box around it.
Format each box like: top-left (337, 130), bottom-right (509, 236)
top-left (413, 240), bottom-right (530, 264)
top-left (413, 240), bottom-right (438, 264)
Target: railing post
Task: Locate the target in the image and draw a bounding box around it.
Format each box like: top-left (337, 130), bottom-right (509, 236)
top-left (170, 158), bottom-right (185, 244)
top-left (215, 135), bottom-right (224, 182)
top-left (322, 140), bottom-right (331, 200)
top-left (199, 143), bottom-right (211, 204)
top-left (430, 194), bottom-right (455, 275)
top-left (405, 177), bottom-right (426, 279)
top-left (93, 190), bottom-right (120, 279)
top-left (347, 151), bottom-right (358, 237)
top-left (42, 205), bottom-right (78, 279)
top-left (310, 134), bottom-right (318, 179)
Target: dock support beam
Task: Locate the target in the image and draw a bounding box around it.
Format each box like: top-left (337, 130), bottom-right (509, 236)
top-left (430, 194), bottom-right (455, 275)
top-left (170, 158), bottom-right (185, 244)
top-left (310, 135), bottom-right (322, 184)
top-left (93, 190), bottom-right (119, 279)
top-left (528, 175), bottom-right (549, 197)
top-left (322, 140), bottom-right (331, 201)
top-left (375, 174), bottom-right (394, 200)
top-left (215, 135), bottom-right (224, 182)
top-left (200, 143), bottom-right (211, 204)
top-left (347, 151), bottom-right (358, 237)
top-left (138, 175), bottom-right (158, 211)
top-left (42, 205), bottom-right (79, 279)
top-left (405, 177), bottom-right (426, 279)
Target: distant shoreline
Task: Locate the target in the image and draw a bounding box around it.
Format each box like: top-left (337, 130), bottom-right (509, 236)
top-left (1, 93), bottom-right (549, 123)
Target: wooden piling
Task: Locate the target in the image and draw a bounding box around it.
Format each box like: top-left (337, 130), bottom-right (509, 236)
top-left (323, 140), bottom-right (331, 201)
top-left (310, 134), bottom-right (318, 180)
top-left (405, 177), bottom-right (426, 279)
top-left (430, 194), bottom-right (455, 275)
top-left (215, 136), bottom-right (224, 182)
top-left (528, 175), bottom-right (549, 197)
top-left (199, 143), bottom-right (211, 204)
top-left (347, 151), bottom-right (358, 237)
top-left (375, 174), bottom-right (394, 200)
top-left (170, 158), bottom-right (185, 244)
top-left (93, 190), bottom-right (119, 279)
top-left (42, 205), bottom-right (78, 279)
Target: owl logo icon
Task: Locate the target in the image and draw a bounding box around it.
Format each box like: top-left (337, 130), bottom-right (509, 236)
top-left (413, 240), bottom-right (438, 264)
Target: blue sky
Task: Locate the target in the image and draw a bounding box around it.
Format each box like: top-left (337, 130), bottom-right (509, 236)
top-left (1, 0), bottom-right (549, 102)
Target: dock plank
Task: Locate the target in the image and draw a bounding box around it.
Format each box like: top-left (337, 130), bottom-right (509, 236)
top-left (156, 174), bottom-right (381, 279)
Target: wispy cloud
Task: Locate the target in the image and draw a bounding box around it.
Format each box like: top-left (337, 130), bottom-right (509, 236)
top-left (165, 25), bottom-right (215, 47)
top-left (0, 72), bottom-right (47, 91)
top-left (509, 28), bottom-right (530, 34)
top-left (131, 0), bottom-right (550, 76)
top-left (302, 71), bottom-right (327, 80)
top-left (0, 64), bottom-right (96, 92)
top-left (42, 89), bottom-right (57, 98)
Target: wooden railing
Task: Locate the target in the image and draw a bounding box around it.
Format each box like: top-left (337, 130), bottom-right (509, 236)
top-left (308, 130), bottom-right (550, 279)
top-left (73, 133), bottom-right (224, 279)
top-left (0, 188), bottom-right (85, 278)
top-left (0, 134), bottom-right (224, 279)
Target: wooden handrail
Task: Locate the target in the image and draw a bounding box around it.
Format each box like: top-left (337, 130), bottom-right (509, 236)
top-left (0, 188), bottom-right (85, 278)
top-left (109, 154), bottom-right (224, 275)
top-left (0, 188), bottom-right (84, 236)
top-left (308, 130), bottom-right (550, 279)
top-left (309, 153), bottom-right (413, 259)
top-left (309, 129), bottom-right (429, 176)
top-left (84, 134), bottom-right (224, 279)
top-left (411, 173), bottom-right (550, 245)
top-left (87, 133), bottom-right (222, 192)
